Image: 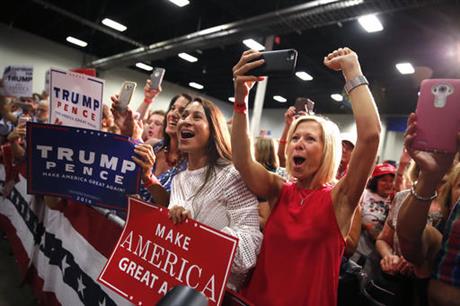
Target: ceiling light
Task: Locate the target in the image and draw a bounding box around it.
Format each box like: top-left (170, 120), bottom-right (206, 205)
top-left (242, 39), bottom-right (265, 51)
top-left (228, 97), bottom-right (235, 103)
top-left (135, 62), bottom-right (153, 71)
top-left (273, 95), bottom-right (287, 103)
top-left (395, 62), bottom-right (415, 75)
top-left (178, 52), bottom-right (198, 63)
top-left (330, 94), bottom-right (343, 102)
top-left (189, 82), bottom-right (204, 90)
top-left (358, 14), bottom-right (383, 33)
top-left (101, 18), bottom-right (127, 32)
top-left (295, 71), bottom-right (313, 81)
top-left (167, 0), bottom-right (190, 7)
top-left (66, 36), bottom-right (87, 47)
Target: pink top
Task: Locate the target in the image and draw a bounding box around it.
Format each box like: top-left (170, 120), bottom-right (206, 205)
top-left (242, 182), bottom-right (345, 306)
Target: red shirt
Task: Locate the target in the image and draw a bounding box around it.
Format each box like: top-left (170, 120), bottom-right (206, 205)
top-left (242, 183), bottom-right (345, 306)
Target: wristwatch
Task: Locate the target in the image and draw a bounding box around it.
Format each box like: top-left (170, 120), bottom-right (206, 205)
top-left (344, 75), bottom-right (369, 95)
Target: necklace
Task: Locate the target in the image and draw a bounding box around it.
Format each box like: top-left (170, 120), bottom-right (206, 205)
top-left (297, 188), bottom-right (314, 206)
top-left (297, 186), bottom-right (314, 206)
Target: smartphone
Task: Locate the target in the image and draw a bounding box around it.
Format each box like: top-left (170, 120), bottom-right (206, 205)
top-left (117, 81), bottom-right (137, 110)
top-left (413, 79), bottom-right (460, 153)
top-left (248, 49), bottom-right (298, 77)
top-left (150, 68), bottom-right (165, 90)
top-left (294, 97), bottom-right (315, 114)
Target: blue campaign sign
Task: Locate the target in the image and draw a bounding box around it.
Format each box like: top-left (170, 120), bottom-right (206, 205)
top-left (26, 122), bottom-right (142, 210)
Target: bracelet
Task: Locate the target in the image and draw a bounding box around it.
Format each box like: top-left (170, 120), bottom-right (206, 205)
top-left (410, 183), bottom-right (437, 201)
top-left (344, 75), bottom-right (369, 95)
top-left (234, 102), bottom-right (247, 114)
top-left (143, 97), bottom-right (153, 104)
top-left (144, 174), bottom-right (160, 188)
top-left (279, 139), bottom-right (287, 144)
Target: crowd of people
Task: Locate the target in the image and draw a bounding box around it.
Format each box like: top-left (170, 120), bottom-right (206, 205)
top-left (0, 47), bottom-right (459, 306)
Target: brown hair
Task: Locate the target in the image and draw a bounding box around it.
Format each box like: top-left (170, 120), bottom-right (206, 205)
top-left (191, 97), bottom-right (232, 164)
top-left (438, 163), bottom-right (460, 222)
top-left (185, 97), bottom-right (232, 197)
top-left (149, 109), bottom-right (166, 119)
top-left (255, 137), bottom-right (279, 171)
top-left (163, 93), bottom-right (192, 149)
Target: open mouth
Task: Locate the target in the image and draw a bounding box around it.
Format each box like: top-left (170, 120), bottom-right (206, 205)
top-left (293, 156), bottom-right (306, 166)
top-left (180, 129), bottom-right (195, 139)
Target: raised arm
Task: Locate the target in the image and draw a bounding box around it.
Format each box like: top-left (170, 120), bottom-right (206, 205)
top-left (394, 148), bottom-right (411, 192)
top-left (328, 48), bottom-right (381, 235)
top-left (231, 50), bottom-right (284, 202)
top-left (277, 106), bottom-right (296, 168)
top-left (397, 113), bottom-right (456, 264)
top-left (136, 79), bottom-right (161, 122)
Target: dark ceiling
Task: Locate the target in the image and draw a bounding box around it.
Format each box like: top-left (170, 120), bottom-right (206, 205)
top-left (1, 0), bottom-right (460, 114)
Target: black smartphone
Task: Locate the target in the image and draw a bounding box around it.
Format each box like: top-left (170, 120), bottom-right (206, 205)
top-left (248, 49), bottom-right (298, 77)
top-left (150, 68), bottom-right (165, 90)
top-left (294, 97), bottom-right (315, 115)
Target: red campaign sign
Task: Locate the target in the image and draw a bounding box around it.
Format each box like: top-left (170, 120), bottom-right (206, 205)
top-left (98, 197), bottom-right (238, 306)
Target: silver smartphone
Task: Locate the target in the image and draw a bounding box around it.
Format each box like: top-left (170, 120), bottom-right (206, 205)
top-left (118, 81), bottom-right (137, 110)
top-left (150, 68), bottom-right (165, 90)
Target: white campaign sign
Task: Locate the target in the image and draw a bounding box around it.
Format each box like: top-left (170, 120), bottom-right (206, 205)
top-left (49, 68), bottom-right (104, 130)
top-left (2, 65), bottom-right (33, 97)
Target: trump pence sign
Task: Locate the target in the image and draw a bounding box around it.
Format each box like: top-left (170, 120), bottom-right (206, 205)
top-left (49, 68), bottom-right (104, 130)
top-left (26, 122), bottom-right (141, 209)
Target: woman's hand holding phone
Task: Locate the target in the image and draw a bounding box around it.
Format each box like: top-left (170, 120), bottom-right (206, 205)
top-left (144, 79), bottom-right (162, 101)
top-left (404, 113), bottom-right (458, 181)
top-left (232, 50), bottom-right (265, 102)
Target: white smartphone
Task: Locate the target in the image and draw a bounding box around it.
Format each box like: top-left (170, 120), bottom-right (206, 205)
top-left (118, 81), bottom-right (137, 110)
top-left (150, 68), bottom-right (165, 90)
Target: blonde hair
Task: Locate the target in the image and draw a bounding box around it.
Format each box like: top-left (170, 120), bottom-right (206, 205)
top-left (438, 163), bottom-right (460, 221)
top-left (255, 137), bottom-right (279, 171)
top-left (285, 115), bottom-right (341, 187)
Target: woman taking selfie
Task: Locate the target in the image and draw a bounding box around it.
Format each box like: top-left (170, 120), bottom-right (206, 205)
top-left (232, 48), bottom-right (381, 305)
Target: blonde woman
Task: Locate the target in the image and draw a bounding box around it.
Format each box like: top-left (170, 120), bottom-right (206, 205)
top-left (232, 47), bottom-right (381, 306)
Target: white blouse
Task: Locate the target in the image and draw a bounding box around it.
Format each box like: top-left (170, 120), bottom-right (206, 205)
top-left (169, 162), bottom-right (262, 289)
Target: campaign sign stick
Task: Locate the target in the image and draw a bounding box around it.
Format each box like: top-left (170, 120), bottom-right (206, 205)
top-left (26, 122), bottom-right (141, 209)
top-left (2, 65), bottom-right (33, 97)
top-left (98, 197), bottom-right (238, 306)
top-left (49, 68), bottom-right (104, 130)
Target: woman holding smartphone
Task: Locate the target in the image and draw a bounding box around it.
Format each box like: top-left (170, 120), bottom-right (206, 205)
top-left (232, 48), bottom-right (381, 306)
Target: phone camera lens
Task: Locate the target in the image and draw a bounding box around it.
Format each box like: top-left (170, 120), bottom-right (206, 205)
top-left (439, 85), bottom-right (446, 92)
